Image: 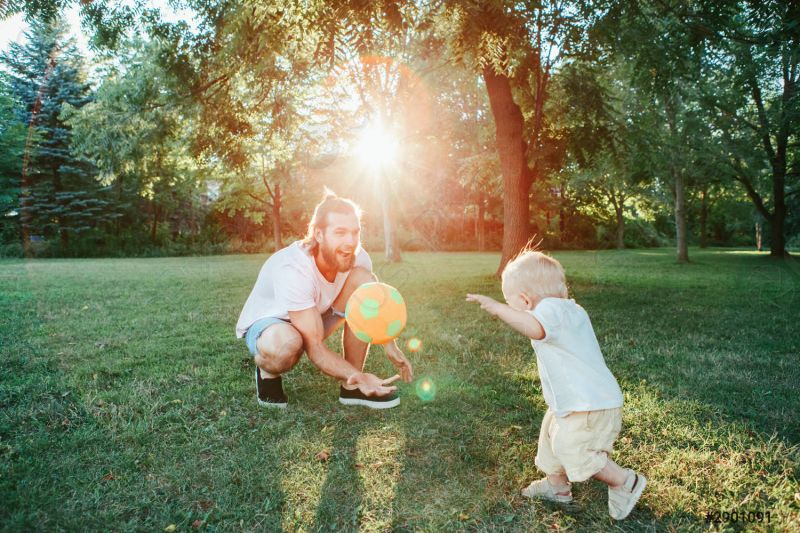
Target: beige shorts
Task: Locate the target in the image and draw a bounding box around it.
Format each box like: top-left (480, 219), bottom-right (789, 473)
top-left (535, 407), bottom-right (622, 482)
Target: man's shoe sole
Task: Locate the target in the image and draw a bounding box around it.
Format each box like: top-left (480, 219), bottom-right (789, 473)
top-left (257, 398), bottom-right (287, 408)
top-left (339, 397), bottom-right (400, 409)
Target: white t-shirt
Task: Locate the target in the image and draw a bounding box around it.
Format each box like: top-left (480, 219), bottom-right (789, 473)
top-left (529, 298), bottom-right (623, 417)
top-left (235, 241), bottom-right (373, 338)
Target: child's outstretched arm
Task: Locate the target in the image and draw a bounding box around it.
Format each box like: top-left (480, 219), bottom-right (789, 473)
top-left (466, 294), bottom-right (545, 340)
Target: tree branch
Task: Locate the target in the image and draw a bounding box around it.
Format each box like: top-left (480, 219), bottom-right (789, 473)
top-left (731, 159), bottom-right (772, 221)
top-left (247, 191), bottom-right (269, 205)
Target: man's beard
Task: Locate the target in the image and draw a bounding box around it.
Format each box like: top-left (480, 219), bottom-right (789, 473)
top-left (320, 242), bottom-right (356, 272)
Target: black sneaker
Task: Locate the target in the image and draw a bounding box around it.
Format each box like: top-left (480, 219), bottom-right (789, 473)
top-left (339, 385), bottom-right (399, 409)
top-left (255, 367), bottom-right (287, 408)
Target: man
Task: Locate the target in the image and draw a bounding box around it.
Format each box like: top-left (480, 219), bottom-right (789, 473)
top-left (236, 191), bottom-right (413, 408)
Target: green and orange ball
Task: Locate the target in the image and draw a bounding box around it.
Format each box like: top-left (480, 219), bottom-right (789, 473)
top-left (345, 282), bottom-right (407, 344)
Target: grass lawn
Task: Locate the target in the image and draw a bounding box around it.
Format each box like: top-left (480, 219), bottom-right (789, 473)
top-left (1, 248), bottom-right (799, 532)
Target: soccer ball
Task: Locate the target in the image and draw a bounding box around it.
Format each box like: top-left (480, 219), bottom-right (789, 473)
top-left (344, 282), bottom-right (407, 344)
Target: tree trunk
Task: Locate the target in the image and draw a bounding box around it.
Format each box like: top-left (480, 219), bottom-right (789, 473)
top-left (664, 97), bottom-right (689, 263)
top-left (150, 205), bottom-right (159, 243)
top-left (615, 206), bottom-right (624, 250)
top-left (674, 168), bottom-right (689, 262)
top-left (755, 217), bottom-right (763, 251)
top-left (769, 161), bottom-right (787, 257)
top-left (699, 186), bottom-right (708, 248)
top-left (271, 183), bottom-right (283, 252)
top-left (559, 183), bottom-right (567, 241)
top-left (379, 175), bottom-right (401, 262)
top-left (483, 67), bottom-right (532, 275)
top-left (477, 192), bottom-right (486, 252)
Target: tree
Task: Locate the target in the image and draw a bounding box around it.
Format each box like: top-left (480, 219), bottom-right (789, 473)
top-left (434, 0), bottom-right (589, 272)
top-left (694, 0), bottom-right (799, 256)
top-left (1, 17), bottom-right (111, 254)
top-left (64, 38), bottom-right (208, 247)
top-left (0, 77), bottom-right (28, 245)
top-left (596, 0), bottom-right (799, 257)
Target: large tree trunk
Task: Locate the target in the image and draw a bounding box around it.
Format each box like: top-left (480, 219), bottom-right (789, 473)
top-left (483, 67), bottom-right (532, 275)
top-left (271, 182), bottom-right (283, 252)
top-left (768, 120), bottom-right (787, 256)
top-left (770, 177), bottom-right (786, 257)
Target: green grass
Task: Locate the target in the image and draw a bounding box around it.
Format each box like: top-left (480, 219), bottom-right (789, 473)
top-left (1, 248), bottom-right (799, 532)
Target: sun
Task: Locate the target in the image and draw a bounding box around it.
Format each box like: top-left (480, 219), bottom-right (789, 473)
top-left (355, 122), bottom-right (398, 170)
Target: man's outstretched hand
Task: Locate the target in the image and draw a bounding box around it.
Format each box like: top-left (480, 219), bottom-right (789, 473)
top-left (384, 343), bottom-right (413, 383)
top-left (346, 372), bottom-right (400, 397)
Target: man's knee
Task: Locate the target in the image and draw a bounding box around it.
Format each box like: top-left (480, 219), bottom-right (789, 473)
top-left (256, 323), bottom-right (304, 369)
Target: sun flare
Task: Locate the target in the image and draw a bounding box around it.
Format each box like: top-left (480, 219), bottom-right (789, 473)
top-left (355, 123), bottom-right (398, 170)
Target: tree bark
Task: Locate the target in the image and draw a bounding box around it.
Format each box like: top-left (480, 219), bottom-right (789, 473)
top-left (755, 217), bottom-right (763, 251)
top-left (615, 206), bottom-right (624, 250)
top-left (673, 168), bottom-right (689, 262)
top-left (150, 205), bottom-right (159, 243)
top-left (271, 182), bottom-right (283, 252)
top-left (665, 98), bottom-right (689, 263)
top-left (378, 174), bottom-right (401, 262)
top-left (477, 191), bottom-right (486, 251)
top-left (699, 186), bottom-right (708, 248)
top-left (483, 66), bottom-right (532, 275)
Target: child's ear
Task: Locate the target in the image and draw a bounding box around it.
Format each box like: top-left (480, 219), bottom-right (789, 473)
top-left (520, 292), bottom-right (534, 310)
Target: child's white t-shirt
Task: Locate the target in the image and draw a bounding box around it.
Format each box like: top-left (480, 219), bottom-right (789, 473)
top-left (529, 297), bottom-right (623, 417)
top-left (235, 241), bottom-right (372, 338)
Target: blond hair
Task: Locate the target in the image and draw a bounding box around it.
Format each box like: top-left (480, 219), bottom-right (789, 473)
top-left (301, 188), bottom-right (362, 254)
top-left (501, 250), bottom-right (568, 299)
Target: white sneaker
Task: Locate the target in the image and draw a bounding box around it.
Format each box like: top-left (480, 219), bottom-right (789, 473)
top-left (608, 470), bottom-right (646, 520)
top-left (521, 478), bottom-right (573, 503)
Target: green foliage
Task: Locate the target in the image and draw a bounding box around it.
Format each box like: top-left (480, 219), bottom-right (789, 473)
top-left (63, 37), bottom-right (212, 250)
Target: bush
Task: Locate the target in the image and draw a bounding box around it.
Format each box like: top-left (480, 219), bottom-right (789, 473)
top-left (623, 219), bottom-right (671, 248)
top-left (0, 241), bottom-right (23, 258)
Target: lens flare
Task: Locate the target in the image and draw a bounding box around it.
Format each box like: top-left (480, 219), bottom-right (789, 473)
top-left (406, 337), bottom-right (422, 352)
top-left (415, 378), bottom-right (436, 402)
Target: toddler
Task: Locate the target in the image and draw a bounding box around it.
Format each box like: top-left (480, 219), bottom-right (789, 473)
top-left (466, 250), bottom-right (646, 520)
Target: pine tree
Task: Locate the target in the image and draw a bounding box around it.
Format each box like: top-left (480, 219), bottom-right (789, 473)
top-left (1, 17), bottom-right (110, 253)
top-left (0, 78), bottom-right (27, 247)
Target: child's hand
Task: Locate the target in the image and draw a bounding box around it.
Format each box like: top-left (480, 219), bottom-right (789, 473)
top-left (466, 293), bottom-right (503, 316)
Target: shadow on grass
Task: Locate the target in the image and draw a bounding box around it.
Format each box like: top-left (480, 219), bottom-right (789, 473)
top-left (313, 415), bottom-right (365, 531)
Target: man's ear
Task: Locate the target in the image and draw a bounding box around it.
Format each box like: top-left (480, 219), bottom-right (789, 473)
top-left (314, 227), bottom-right (324, 244)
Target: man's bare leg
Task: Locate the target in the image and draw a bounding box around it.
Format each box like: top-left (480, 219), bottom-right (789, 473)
top-left (329, 266), bottom-right (377, 388)
top-left (255, 323), bottom-right (304, 378)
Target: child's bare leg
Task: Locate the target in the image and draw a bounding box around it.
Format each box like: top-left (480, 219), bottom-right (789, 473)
top-left (592, 457), bottom-right (629, 488)
top-left (546, 473), bottom-right (572, 494)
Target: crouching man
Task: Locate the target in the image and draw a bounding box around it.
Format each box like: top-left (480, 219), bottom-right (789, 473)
top-left (235, 191), bottom-right (413, 408)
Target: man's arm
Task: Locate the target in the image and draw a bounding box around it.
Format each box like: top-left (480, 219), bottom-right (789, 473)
top-left (289, 307), bottom-right (399, 395)
top-left (382, 341), bottom-right (413, 382)
top-left (289, 307), bottom-right (359, 380)
top-left (465, 294), bottom-right (546, 340)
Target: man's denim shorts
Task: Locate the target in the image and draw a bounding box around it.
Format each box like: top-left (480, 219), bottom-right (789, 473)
top-left (245, 316), bottom-right (290, 356)
top-left (244, 308), bottom-right (345, 356)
